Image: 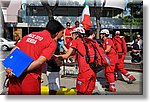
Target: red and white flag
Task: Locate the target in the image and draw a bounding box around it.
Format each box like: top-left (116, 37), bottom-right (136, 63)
top-left (81, 4), bottom-right (92, 30)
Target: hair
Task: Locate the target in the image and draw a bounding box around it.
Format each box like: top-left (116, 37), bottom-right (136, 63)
top-left (66, 22), bottom-right (70, 26)
top-left (75, 21), bottom-right (79, 24)
top-left (134, 39), bottom-right (138, 43)
top-left (100, 33), bottom-right (109, 37)
top-left (46, 20), bottom-right (64, 35)
top-left (83, 29), bottom-right (95, 37)
top-left (89, 29), bottom-right (96, 36)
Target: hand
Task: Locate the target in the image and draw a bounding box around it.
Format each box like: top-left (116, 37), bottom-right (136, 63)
top-left (5, 68), bottom-right (13, 77)
top-left (56, 55), bottom-right (63, 60)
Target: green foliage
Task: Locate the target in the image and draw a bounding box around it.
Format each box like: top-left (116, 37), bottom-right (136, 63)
top-left (123, 16), bottom-right (143, 25)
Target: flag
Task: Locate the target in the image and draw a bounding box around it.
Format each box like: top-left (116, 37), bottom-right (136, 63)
top-left (81, 4), bottom-right (92, 30)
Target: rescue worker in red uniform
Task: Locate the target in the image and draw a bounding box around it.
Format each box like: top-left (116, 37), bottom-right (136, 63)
top-left (112, 31), bottom-right (136, 84)
top-left (71, 21), bottom-right (80, 62)
top-left (100, 29), bottom-right (117, 92)
top-left (5, 20), bottom-right (64, 95)
top-left (57, 27), bottom-right (96, 95)
top-left (64, 22), bottom-right (73, 49)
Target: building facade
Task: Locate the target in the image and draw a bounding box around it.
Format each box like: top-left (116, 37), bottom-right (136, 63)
top-left (0, 0), bottom-right (143, 42)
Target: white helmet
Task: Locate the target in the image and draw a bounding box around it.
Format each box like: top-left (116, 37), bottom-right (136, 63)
top-left (137, 34), bottom-right (141, 38)
top-left (115, 31), bottom-right (120, 34)
top-left (100, 29), bottom-right (110, 35)
top-left (71, 27), bottom-right (85, 34)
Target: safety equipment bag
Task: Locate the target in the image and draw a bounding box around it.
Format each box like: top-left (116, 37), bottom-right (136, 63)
top-left (78, 38), bottom-right (110, 73)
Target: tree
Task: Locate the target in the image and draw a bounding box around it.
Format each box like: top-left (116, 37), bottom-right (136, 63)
top-left (123, 16), bottom-right (142, 25)
top-left (123, 1), bottom-right (143, 25)
top-left (127, 1), bottom-right (143, 18)
top-left (40, 0), bottom-right (59, 20)
top-left (0, 6), bottom-right (11, 38)
top-left (94, 0), bottom-right (106, 39)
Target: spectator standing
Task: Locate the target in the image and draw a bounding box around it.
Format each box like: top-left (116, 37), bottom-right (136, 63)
top-left (131, 34), bottom-right (143, 50)
top-left (64, 22), bottom-right (73, 49)
top-left (58, 37), bottom-right (68, 54)
top-left (72, 20), bottom-right (80, 29)
top-left (130, 39), bottom-right (141, 63)
top-left (137, 34), bottom-right (143, 50)
top-left (5, 20), bottom-right (64, 95)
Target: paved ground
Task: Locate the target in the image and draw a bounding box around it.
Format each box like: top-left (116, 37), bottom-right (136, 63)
top-left (0, 51), bottom-right (143, 95)
top-left (41, 66), bottom-right (143, 95)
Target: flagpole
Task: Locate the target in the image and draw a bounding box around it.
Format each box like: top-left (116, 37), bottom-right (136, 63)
top-left (94, 0), bottom-right (100, 39)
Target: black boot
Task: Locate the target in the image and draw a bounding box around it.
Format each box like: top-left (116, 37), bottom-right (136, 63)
top-left (128, 77), bottom-right (136, 84)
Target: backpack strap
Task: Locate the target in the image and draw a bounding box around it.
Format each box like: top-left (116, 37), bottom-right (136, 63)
top-left (90, 42), bottom-right (97, 64)
top-left (83, 42), bottom-right (90, 63)
top-left (77, 38), bottom-right (97, 64)
top-left (80, 38), bottom-right (90, 63)
top-left (114, 37), bottom-right (122, 45)
top-left (113, 37), bottom-right (125, 53)
top-left (76, 49), bottom-right (84, 58)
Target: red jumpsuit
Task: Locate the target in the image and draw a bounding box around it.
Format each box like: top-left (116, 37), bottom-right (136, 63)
top-left (65, 28), bottom-right (73, 49)
top-left (112, 36), bottom-right (128, 75)
top-left (102, 38), bottom-right (117, 92)
top-left (70, 39), bottom-right (96, 95)
top-left (8, 30), bottom-right (57, 95)
top-left (112, 36), bottom-right (135, 80)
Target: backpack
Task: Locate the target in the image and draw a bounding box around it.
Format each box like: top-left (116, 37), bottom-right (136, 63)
top-left (121, 37), bottom-right (127, 54)
top-left (78, 38), bottom-right (110, 73)
top-left (113, 37), bottom-right (127, 54)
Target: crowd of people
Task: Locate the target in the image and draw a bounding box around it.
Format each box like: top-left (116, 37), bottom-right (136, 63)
top-left (5, 19), bottom-right (142, 95)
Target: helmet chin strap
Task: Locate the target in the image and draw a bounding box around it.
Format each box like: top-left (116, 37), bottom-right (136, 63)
top-left (75, 36), bottom-right (79, 39)
top-left (100, 34), bottom-right (105, 41)
top-left (102, 36), bottom-right (105, 41)
top-left (73, 32), bottom-right (84, 40)
top-left (75, 34), bottom-right (80, 39)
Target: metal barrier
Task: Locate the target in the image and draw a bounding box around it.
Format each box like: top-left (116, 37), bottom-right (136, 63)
top-left (61, 62), bottom-right (78, 77)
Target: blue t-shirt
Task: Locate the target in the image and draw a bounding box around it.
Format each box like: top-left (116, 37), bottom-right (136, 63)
top-left (58, 39), bottom-right (64, 52)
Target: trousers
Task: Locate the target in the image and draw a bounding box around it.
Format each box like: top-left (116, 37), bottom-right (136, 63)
top-left (8, 73), bottom-right (40, 95)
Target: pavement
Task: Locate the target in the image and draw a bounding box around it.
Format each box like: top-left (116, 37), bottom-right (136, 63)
top-left (1, 66), bottom-right (142, 95)
top-left (40, 51), bottom-right (143, 95)
top-left (40, 65), bottom-right (143, 95)
top-left (0, 51), bottom-right (143, 95)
